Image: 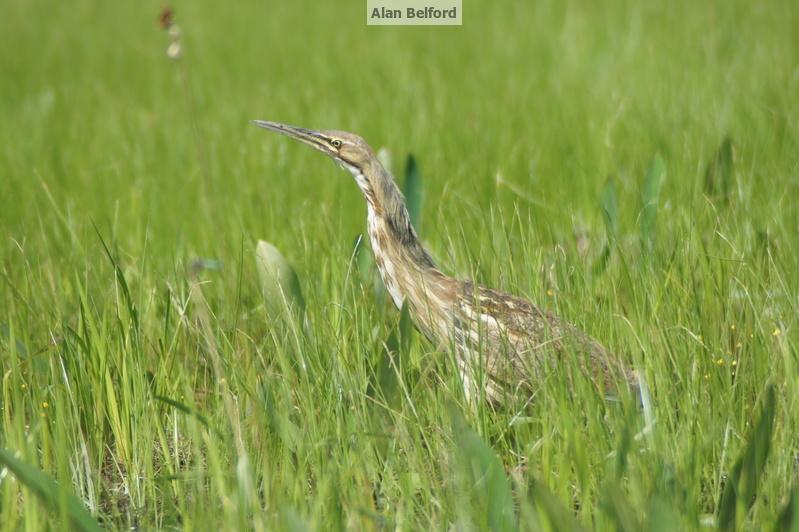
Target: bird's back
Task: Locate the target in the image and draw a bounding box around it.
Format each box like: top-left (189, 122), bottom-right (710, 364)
top-left (449, 281), bottom-right (637, 401)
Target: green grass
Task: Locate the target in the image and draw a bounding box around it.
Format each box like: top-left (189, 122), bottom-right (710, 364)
top-left (1, 0), bottom-right (798, 529)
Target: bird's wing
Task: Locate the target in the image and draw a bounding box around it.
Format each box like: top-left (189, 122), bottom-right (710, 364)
top-left (454, 281), bottom-right (565, 349)
top-left (452, 281), bottom-right (634, 393)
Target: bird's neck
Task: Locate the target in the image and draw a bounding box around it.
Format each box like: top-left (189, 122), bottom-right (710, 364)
top-left (354, 160), bottom-right (446, 312)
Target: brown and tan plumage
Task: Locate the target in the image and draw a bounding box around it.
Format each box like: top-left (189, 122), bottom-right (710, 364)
top-left (254, 121), bottom-right (638, 403)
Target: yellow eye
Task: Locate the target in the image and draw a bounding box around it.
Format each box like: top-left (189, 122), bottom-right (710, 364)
top-left (331, 139), bottom-right (342, 148)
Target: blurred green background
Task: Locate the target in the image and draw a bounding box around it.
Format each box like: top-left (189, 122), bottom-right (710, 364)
top-left (1, 0), bottom-right (798, 529)
top-left (4, 0), bottom-right (796, 265)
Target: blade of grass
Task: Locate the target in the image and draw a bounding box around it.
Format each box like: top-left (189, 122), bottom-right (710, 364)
top-left (640, 155), bottom-right (666, 259)
top-left (255, 240), bottom-right (305, 319)
top-left (526, 477), bottom-right (587, 532)
top-left (403, 154), bottom-right (423, 232)
top-left (450, 405), bottom-right (516, 532)
top-left (92, 221), bottom-right (140, 334)
top-left (594, 178), bottom-right (619, 275)
top-left (0, 448), bottom-right (102, 532)
top-left (704, 137), bottom-right (734, 203)
top-left (775, 486), bottom-right (799, 532)
top-left (718, 384), bottom-right (777, 530)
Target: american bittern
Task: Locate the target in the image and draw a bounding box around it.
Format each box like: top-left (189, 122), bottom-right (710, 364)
top-left (254, 121), bottom-right (638, 403)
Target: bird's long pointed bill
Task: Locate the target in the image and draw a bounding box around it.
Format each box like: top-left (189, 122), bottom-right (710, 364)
top-left (252, 120), bottom-right (333, 157)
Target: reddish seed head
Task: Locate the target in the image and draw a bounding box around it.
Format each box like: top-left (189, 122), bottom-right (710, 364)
top-left (159, 7), bottom-right (174, 29)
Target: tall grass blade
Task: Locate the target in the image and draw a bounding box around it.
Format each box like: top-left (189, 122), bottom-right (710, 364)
top-left (0, 448), bottom-right (102, 532)
top-left (645, 496), bottom-right (682, 532)
top-left (704, 137), bottom-right (734, 203)
top-left (403, 154), bottom-right (423, 231)
top-left (775, 486), bottom-right (799, 532)
top-left (600, 484), bottom-right (641, 531)
top-left (153, 394), bottom-right (212, 429)
top-left (600, 178), bottom-right (619, 243)
top-left (718, 384), bottom-right (777, 530)
top-left (370, 302), bottom-right (413, 408)
top-left (0, 322), bottom-right (28, 356)
top-left (255, 240), bottom-right (305, 319)
top-left (354, 234), bottom-right (374, 280)
top-left (450, 406), bottom-right (516, 531)
top-left (594, 178), bottom-right (619, 274)
top-left (279, 506), bottom-right (307, 532)
top-left (353, 233), bottom-right (386, 300)
top-left (92, 221), bottom-right (140, 334)
top-left (640, 155), bottom-right (666, 258)
top-left (526, 477), bottom-right (587, 532)
top-left (377, 146), bottom-right (393, 174)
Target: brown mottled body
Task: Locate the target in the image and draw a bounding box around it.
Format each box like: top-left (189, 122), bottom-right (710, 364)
top-left (254, 121), bottom-right (637, 403)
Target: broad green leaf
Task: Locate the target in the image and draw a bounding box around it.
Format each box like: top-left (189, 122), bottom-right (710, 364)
top-left (369, 303), bottom-right (413, 408)
top-left (0, 448), bottom-right (102, 532)
top-left (600, 484), bottom-right (641, 532)
top-left (154, 394), bottom-right (211, 429)
top-left (600, 178), bottom-right (619, 244)
top-left (394, 299), bottom-right (414, 355)
top-left (525, 476), bottom-right (586, 532)
top-left (259, 381), bottom-right (301, 452)
top-left (704, 137), bottom-right (734, 202)
top-left (450, 406), bottom-right (516, 532)
top-left (255, 240), bottom-right (305, 319)
top-left (594, 178), bottom-right (618, 275)
top-left (279, 506), bottom-right (307, 532)
top-left (403, 154), bottom-right (423, 232)
top-left (377, 146), bottom-right (393, 174)
top-left (352, 234), bottom-right (386, 300)
top-left (645, 496), bottom-right (682, 532)
top-left (775, 486), bottom-right (799, 532)
top-left (353, 234), bottom-right (374, 280)
top-left (614, 422), bottom-right (633, 480)
top-left (718, 385), bottom-right (777, 530)
top-left (592, 245), bottom-right (612, 276)
top-left (640, 155), bottom-right (666, 257)
top-left (0, 322), bottom-right (28, 357)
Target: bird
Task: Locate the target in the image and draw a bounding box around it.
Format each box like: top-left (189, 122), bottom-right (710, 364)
top-left (253, 120), bottom-right (639, 404)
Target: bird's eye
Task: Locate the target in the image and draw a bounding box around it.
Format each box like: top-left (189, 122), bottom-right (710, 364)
top-left (331, 139), bottom-right (342, 149)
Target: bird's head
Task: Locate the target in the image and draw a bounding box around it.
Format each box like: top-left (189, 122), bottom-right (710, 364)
top-left (253, 120), bottom-right (375, 176)
top-left (254, 119), bottom-right (432, 266)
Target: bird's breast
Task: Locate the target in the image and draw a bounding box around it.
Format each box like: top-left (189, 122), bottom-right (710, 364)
top-left (367, 209), bottom-right (406, 309)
